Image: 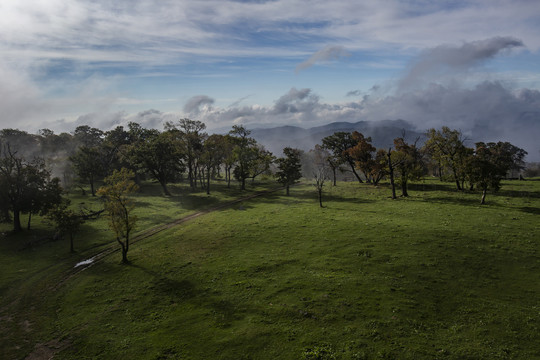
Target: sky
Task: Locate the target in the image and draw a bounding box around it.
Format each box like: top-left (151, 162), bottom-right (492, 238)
top-left (1, 0), bottom-right (540, 159)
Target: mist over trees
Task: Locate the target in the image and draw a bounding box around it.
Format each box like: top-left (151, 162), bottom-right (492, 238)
top-left (0, 117), bottom-right (532, 243)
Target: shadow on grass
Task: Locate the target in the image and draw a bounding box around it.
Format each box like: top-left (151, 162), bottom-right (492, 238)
top-left (225, 187), bottom-right (376, 211)
top-left (131, 263), bottom-right (197, 300)
top-left (420, 195), bottom-right (483, 207)
top-left (519, 206), bottom-right (540, 215)
top-left (408, 182), bottom-right (458, 192)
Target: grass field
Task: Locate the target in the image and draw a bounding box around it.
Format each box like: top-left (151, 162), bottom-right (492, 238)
top-left (1, 178), bottom-right (540, 359)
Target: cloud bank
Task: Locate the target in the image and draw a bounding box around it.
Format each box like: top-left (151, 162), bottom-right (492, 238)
top-left (399, 36), bottom-right (525, 91)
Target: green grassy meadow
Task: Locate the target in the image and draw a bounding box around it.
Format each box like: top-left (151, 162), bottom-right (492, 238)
top-left (1, 178), bottom-right (540, 359)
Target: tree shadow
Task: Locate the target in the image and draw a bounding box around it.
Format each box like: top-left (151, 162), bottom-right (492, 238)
top-left (408, 182), bottom-right (458, 192)
top-left (130, 263), bottom-right (197, 300)
top-left (519, 206), bottom-right (540, 215)
top-left (419, 195), bottom-right (486, 207)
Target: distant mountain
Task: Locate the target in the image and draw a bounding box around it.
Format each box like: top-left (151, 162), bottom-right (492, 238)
top-left (249, 120), bottom-right (424, 156)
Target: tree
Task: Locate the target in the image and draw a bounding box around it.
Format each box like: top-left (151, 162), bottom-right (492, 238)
top-left (322, 132), bottom-right (364, 183)
top-left (466, 141), bottom-right (527, 204)
top-left (221, 134), bottom-right (236, 188)
top-left (391, 137), bottom-right (425, 197)
top-left (128, 130), bottom-right (183, 196)
top-left (0, 146), bottom-right (62, 232)
top-left (346, 131), bottom-right (377, 183)
top-left (424, 127), bottom-right (468, 190)
top-left (275, 147), bottom-right (302, 196)
top-left (73, 125), bottom-right (104, 148)
top-left (229, 125), bottom-right (258, 190)
top-left (70, 146), bottom-right (104, 196)
top-left (46, 200), bottom-right (84, 253)
top-left (200, 134), bottom-right (226, 195)
top-left (165, 119), bottom-right (207, 189)
top-left (311, 146), bottom-right (330, 207)
top-left (248, 146), bottom-right (274, 182)
top-left (101, 126), bottom-right (131, 175)
top-left (97, 168), bottom-right (139, 263)
top-left (24, 175), bottom-right (63, 230)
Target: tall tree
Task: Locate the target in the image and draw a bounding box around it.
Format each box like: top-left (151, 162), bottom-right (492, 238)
top-left (73, 125), bottom-right (104, 148)
top-left (275, 147), bottom-right (302, 196)
top-left (248, 146), bottom-right (274, 182)
top-left (200, 134), bottom-right (226, 195)
top-left (322, 132), bottom-right (364, 183)
top-left (346, 131), bottom-right (377, 183)
top-left (424, 127), bottom-right (468, 190)
top-left (311, 145), bottom-right (330, 207)
top-left (165, 119), bottom-right (207, 189)
top-left (70, 146), bottom-right (104, 196)
top-left (97, 168), bottom-right (139, 263)
top-left (391, 137), bottom-right (425, 197)
top-left (467, 141), bottom-right (527, 204)
top-left (0, 146), bottom-right (61, 232)
top-left (229, 125), bottom-right (258, 190)
top-left (128, 130), bottom-right (183, 196)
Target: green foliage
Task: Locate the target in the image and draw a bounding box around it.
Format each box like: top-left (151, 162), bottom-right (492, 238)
top-left (97, 168), bottom-right (139, 263)
top-left (321, 131), bottom-right (363, 183)
top-left (466, 141), bottom-right (526, 204)
top-left (46, 200), bottom-right (84, 252)
top-left (0, 147), bottom-right (62, 231)
top-left (275, 147), bottom-right (302, 195)
top-left (424, 127), bottom-right (468, 189)
top-left (127, 130), bottom-right (183, 196)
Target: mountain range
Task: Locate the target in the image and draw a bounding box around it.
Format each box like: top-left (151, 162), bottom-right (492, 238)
top-left (249, 119), bottom-right (425, 156)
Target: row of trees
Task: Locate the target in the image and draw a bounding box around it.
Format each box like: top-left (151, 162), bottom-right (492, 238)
top-left (68, 121), bottom-right (275, 196)
top-left (0, 122), bottom-right (528, 235)
top-left (0, 121), bottom-right (529, 262)
top-left (0, 121), bottom-right (284, 234)
top-left (310, 126), bottom-right (527, 204)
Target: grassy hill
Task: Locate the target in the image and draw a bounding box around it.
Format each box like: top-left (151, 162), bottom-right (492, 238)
top-left (1, 179), bottom-right (540, 359)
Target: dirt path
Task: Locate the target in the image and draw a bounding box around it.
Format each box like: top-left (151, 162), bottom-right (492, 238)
top-left (53, 186), bottom-right (284, 290)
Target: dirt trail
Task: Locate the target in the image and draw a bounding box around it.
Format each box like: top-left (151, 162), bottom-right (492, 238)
top-left (53, 187), bottom-right (284, 290)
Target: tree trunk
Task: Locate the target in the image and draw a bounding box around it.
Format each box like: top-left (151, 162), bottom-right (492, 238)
top-left (27, 212), bottom-right (32, 230)
top-left (117, 237), bottom-right (129, 263)
top-left (206, 167), bottom-right (211, 195)
top-left (480, 189), bottom-right (487, 205)
top-left (401, 177), bottom-right (409, 197)
top-left (188, 164), bottom-right (194, 189)
top-left (70, 232), bottom-right (74, 253)
top-left (227, 168), bottom-right (231, 188)
top-left (332, 167), bottom-right (337, 186)
top-left (241, 177), bottom-right (246, 190)
top-left (453, 168), bottom-right (462, 191)
top-left (387, 149), bottom-right (396, 200)
top-left (318, 189), bottom-right (323, 207)
top-left (160, 180), bottom-right (171, 196)
top-left (90, 174), bottom-right (95, 196)
top-left (349, 162), bottom-right (364, 183)
top-left (13, 209), bottom-right (22, 232)
top-left (286, 185), bottom-right (290, 196)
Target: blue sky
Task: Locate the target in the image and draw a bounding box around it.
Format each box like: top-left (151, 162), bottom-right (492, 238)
top-left (1, 0), bottom-right (540, 157)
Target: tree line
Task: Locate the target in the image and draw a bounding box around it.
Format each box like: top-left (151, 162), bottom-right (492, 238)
top-left (0, 121), bottom-right (529, 260)
top-left (309, 126), bottom-right (527, 205)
